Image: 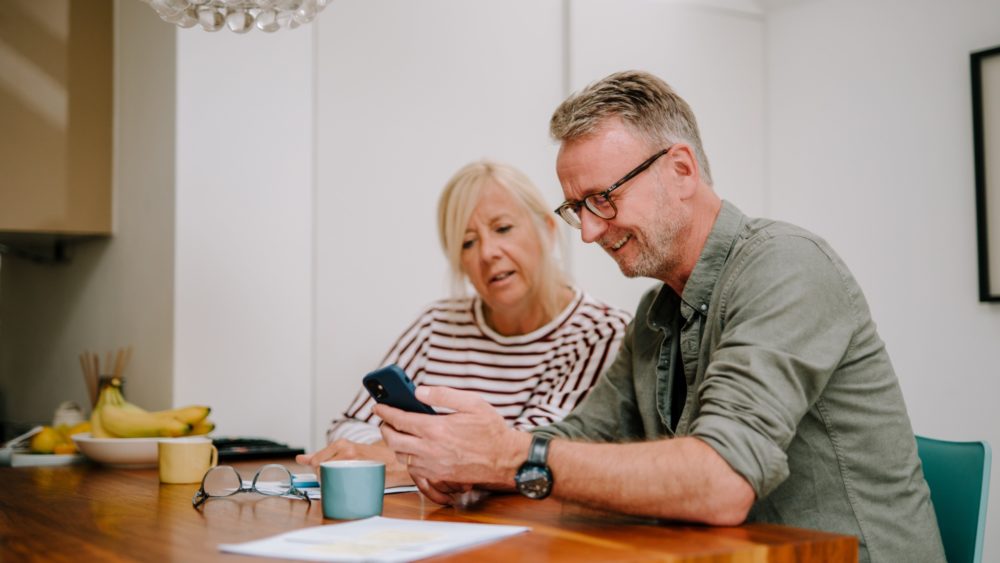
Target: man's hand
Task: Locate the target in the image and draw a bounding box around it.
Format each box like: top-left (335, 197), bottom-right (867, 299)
top-left (295, 439), bottom-right (413, 488)
top-left (375, 386), bottom-right (531, 503)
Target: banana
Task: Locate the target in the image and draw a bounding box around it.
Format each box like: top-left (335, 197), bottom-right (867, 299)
top-left (152, 405), bottom-right (211, 426)
top-left (188, 420), bottom-right (215, 435)
top-left (90, 382), bottom-right (125, 438)
top-left (88, 379), bottom-right (211, 438)
top-left (96, 381), bottom-right (125, 407)
top-left (119, 401), bottom-right (147, 415)
top-left (90, 408), bottom-right (112, 438)
top-left (100, 404), bottom-right (191, 438)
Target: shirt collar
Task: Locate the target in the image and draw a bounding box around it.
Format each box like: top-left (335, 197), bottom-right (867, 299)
top-left (646, 200), bottom-right (746, 330)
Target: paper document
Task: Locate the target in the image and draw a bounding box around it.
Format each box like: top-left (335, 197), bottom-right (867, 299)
top-left (248, 479), bottom-right (419, 499)
top-left (383, 485), bottom-right (420, 495)
top-left (218, 516), bottom-right (529, 562)
top-left (299, 485), bottom-right (419, 499)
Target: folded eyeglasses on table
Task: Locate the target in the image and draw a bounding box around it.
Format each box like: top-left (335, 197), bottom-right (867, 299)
top-left (192, 463), bottom-right (311, 508)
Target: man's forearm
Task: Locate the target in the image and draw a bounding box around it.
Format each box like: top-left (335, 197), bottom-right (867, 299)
top-left (378, 387), bottom-right (755, 524)
top-left (543, 437), bottom-right (755, 525)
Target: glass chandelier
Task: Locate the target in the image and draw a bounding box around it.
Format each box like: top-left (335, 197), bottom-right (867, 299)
top-left (142, 0), bottom-right (330, 33)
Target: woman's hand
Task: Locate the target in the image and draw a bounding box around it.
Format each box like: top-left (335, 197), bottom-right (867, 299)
top-left (295, 439), bottom-right (414, 488)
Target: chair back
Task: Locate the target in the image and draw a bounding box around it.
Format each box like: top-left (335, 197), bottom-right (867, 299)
top-left (915, 435), bottom-right (992, 563)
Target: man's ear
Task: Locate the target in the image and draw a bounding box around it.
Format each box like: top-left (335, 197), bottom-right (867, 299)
top-left (669, 144), bottom-right (701, 198)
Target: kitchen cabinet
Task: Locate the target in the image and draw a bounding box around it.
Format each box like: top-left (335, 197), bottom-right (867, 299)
top-left (0, 0), bottom-right (113, 242)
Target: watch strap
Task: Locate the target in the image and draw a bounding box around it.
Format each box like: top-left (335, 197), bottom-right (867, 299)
top-left (527, 434), bottom-right (551, 465)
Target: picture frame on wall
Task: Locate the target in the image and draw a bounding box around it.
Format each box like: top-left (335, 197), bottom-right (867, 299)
top-left (972, 44), bottom-right (1000, 302)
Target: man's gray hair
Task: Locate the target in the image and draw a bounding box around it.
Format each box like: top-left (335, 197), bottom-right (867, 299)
top-left (550, 70), bottom-right (713, 185)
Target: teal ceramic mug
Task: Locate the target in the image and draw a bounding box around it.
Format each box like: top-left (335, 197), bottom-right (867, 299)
top-left (320, 460), bottom-right (385, 519)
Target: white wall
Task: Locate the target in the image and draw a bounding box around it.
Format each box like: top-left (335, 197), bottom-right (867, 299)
top-left (173, 25), bottom-right (314, 446)
top-left (765, 1), bottom-right (1000, 558)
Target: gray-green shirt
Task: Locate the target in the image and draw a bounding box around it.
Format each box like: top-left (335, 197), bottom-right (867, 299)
top-left (536, 201), bottom-right (944, 563)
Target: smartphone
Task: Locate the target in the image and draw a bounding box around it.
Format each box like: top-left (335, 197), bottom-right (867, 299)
top-left (362, 364), bottom-right (437, 415)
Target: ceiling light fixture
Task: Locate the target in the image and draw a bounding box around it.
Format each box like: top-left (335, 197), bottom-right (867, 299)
top-left (141, 0), bottom-right (329, 33)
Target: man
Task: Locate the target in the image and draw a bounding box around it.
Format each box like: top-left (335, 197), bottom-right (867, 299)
top-left (376, 70), bottom-right (945, 563)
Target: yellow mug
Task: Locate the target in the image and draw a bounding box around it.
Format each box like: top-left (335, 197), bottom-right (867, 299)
top-left (158, 437), bottom-right (218, 484)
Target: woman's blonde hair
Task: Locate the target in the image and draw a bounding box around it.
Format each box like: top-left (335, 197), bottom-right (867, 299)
top-left (437, 160), bottom-right (569, 321)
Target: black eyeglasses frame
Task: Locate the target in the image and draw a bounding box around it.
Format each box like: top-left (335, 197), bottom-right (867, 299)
top-left (554, 146), bottom-right (672, 229)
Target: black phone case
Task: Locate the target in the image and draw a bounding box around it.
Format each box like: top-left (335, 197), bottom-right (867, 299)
top-left (362, 364), bottom-right (437, 415)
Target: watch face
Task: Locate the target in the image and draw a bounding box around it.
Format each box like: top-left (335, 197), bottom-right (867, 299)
top-left (516, 463), bottom-right (552, 499)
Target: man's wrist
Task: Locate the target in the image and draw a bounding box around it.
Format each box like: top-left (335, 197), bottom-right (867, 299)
top-left (496, 430), bottom-right (533, 487)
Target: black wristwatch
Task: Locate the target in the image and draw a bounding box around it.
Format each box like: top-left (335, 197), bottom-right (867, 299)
top-left (515, 434), bottom-right (553, 499)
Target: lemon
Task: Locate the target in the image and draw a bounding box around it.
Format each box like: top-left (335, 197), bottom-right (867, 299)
top-left (29, 427), bottom-right (63, 454)
top-left (53, 443), bottom-right (78, 455)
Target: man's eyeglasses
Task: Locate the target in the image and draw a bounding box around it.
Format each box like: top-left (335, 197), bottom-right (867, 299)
top-left (192, 464), bottom-right (311, 508)
top-left (554, 147), bottom-right (672, 229)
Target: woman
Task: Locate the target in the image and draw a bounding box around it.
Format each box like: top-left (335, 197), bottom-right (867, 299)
top-left (297, 160), bottom-right (631, 485)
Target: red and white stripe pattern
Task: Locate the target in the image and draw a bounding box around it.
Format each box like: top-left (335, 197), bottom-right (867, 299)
top-left (328, 290), bottom-right (632, 444)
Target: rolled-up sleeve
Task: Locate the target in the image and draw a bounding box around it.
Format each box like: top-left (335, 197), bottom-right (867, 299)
top-left (689, 235), bottom-right (857, 498)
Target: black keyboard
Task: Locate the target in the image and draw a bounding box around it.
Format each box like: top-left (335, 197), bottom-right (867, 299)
top-left (212, 437), bottom-right (305, 461)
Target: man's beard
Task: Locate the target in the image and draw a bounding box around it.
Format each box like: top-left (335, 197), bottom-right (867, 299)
top-left (609, 194), bottom-right (688, 280)
top-left (612, 225), bottom-right (680, 279)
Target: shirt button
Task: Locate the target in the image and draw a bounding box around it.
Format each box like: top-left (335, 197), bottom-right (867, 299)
top-left (700, 304), bottom-right (708, 312)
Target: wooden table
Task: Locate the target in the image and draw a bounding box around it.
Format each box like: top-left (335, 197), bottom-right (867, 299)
top-left (0, 459), bottom-right (857, 562)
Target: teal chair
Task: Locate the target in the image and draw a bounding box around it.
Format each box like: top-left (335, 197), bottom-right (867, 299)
top-left (916, 436), bottom-right (992, 563)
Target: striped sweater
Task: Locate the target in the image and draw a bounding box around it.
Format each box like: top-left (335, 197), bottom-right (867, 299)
top-left (328, 289), bottom-right (632, 444)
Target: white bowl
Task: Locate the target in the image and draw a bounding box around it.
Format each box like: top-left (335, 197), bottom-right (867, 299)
top-left (72, 433), bottom-right (162, 468)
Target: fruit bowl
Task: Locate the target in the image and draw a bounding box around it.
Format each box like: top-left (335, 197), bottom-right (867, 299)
top-left (72, 433), bottom-right (161, 468)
